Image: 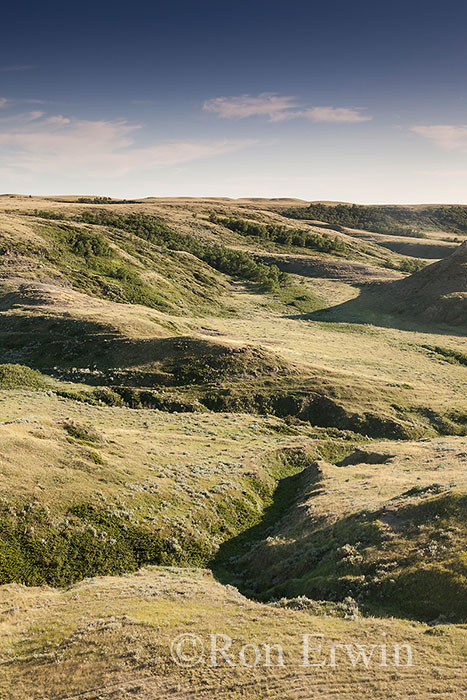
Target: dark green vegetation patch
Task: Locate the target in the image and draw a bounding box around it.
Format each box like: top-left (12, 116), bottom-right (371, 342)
top-left (284, 202), bottom-right (467, 237)
top-left (0, 449), bottom-right (315, 587)
top-left (32, 210), bottom-right (319, 311)
top-left (210, 214), bottom-right (349, 254)
top-left (0, 364), bottom-right (51, 390)
top-left (421, 344), bottom-right (467, 367)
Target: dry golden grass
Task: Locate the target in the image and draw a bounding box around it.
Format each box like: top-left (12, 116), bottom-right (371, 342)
top-left (3, 198), bottom-right (465, 428)
top-left (0, 390), bottom-right (303, 515)
top-left (0, 567), bottom-right (465, 700)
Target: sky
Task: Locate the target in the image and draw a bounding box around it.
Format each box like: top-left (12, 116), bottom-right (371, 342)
top-left (1, 0), bottom-right (467, 202)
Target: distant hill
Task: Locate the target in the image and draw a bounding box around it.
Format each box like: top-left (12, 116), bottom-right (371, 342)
top-left (282, 202), bottom-right (467, 237)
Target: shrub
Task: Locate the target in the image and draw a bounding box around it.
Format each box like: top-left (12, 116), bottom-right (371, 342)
top-left (63, 422), bottom-right (100, 444)
top-left (0, 364), bottom-right (49, 390)
top-left (210, 214), bottom-right (349, 255)
top-left (397, 258), bottom-right (427, 273)
top-left (62, 227), bottom-right (112, 258)
top-left (283, 202), bottom-right (467, 236)
top-left (283, 203), bottom-right (420, 236)
top-left (79, 210), bottom-right (287, 289)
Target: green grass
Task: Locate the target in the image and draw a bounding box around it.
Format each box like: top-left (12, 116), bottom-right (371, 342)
top-left (38, 211), bottom-right (289, 291)
top-left (421, 344), bottom-right (467, 367)
top-left (0, 447), bottom-right (317, 587)
top-left (210, 213), bottom-right (349, 254)
top-left (33, 211), bottom-right (320, 311)
top-left (1, 199), bottom-right (467, 629)
top-left (222, 443), bottom-right (467, 621)
top-left (0, 364), bottom-right (51, 390)
top-left (41, 222), bottom-right (204, 312)
top-left (62, 422), bottom-right (101, 444)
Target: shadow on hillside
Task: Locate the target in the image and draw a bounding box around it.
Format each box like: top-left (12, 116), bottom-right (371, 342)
top-left (0, 314), bottom-right (119, 366)
top-left (0, 312), bottom-right (232, 376)
top-left (210, 469), bottom-right (309, 592)
top-left (215, 488), bottom-right (467, 621)
top-left (286, 286), bottom-right (467, 337)
top-left (211, 459), bottom-right (467, 621)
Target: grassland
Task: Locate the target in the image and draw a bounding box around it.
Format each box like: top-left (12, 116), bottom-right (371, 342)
top-left (1, 567), bottom-right (466, 700)
top-left (0, 195), bottom-right (465, 698)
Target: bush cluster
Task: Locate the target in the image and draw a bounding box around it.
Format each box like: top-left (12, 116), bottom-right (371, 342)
top-left (284, 202), bottom-right (467, 236)
top-left (284, 203), bottom-right (420, 236)
top-left (67, 210), bottom-right (289, 292)
top-left (62, 227), bottom-right (112, 257)
top-left (210, 214), bottom-right (349, 254)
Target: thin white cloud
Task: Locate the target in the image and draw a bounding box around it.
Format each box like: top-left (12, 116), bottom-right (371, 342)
top-left (203, 93), bottom-right (299, 121)
top-left (23, 110), bottom-right (45, 122)
top-left (300, 106), bottom-right (371, 123)
top-left (0, 65), bottom-right (35, 73)
top-left (0, 112), bottom-right (254, 177)
top-left (0, 111), bottom-right (46, 127)
top-left (203, 93), bottom-right (372, 123)
top-left (45, 115), bottom-right (72, 126)
top-left (0, 97), bottom-right (45, 112)
top-left (411, 124), bottom-right (467, 152)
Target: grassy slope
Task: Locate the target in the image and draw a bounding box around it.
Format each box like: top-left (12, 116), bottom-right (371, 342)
top-left (226, 440), bottom-right (467, 621)
top-left (0, 211), bottom-right (230, 317)
top-left (0, 387), bottom-right (357, 586)
top-left (1, 567), bottom-right (466, 700)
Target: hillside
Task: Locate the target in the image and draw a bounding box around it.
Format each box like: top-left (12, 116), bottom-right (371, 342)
top-left (381, 241), bottom-right (467, 325)
top-left (314, 240), bottom-right (467, 329)
top-left (223, 439), bottom-right (467, 621)
top-left (0, 196), bottom-right (466, 699)
top-left (1, 567), bottom-right (466, 700)
top-left (282, 201), bottom-right (467, 239)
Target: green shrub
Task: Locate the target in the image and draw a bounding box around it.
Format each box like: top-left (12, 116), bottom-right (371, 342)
top-left (0, 364), bottom-right (49, 390)
top-left (77, 196), bottom-right (114, 204)
top-left (63, 422), bottom-right (100, 444)
top-left (283, 202), bottom-right (467, 236)
top-left (210, 214), bottom-right (349, 255)
top-left (58, 211), bottom-right (289, 292)
top-left (92, 387), bottom-right (125, 406)
top-left (63, 228), bottom-right (111, 258)
top-left (77, 197), bottom-right (137, 204)
top-left (421, 344), bottom-right (467, 367)
top-left (397, 258), bottom-right (427, 273)
top-left (283, 203), bottom-right (419, 235)
top-left (0, 504), bottom-right (173, 586)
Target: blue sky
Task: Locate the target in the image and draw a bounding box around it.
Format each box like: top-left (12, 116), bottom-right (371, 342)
top-left (1, 0), bottom-right (467, 202)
